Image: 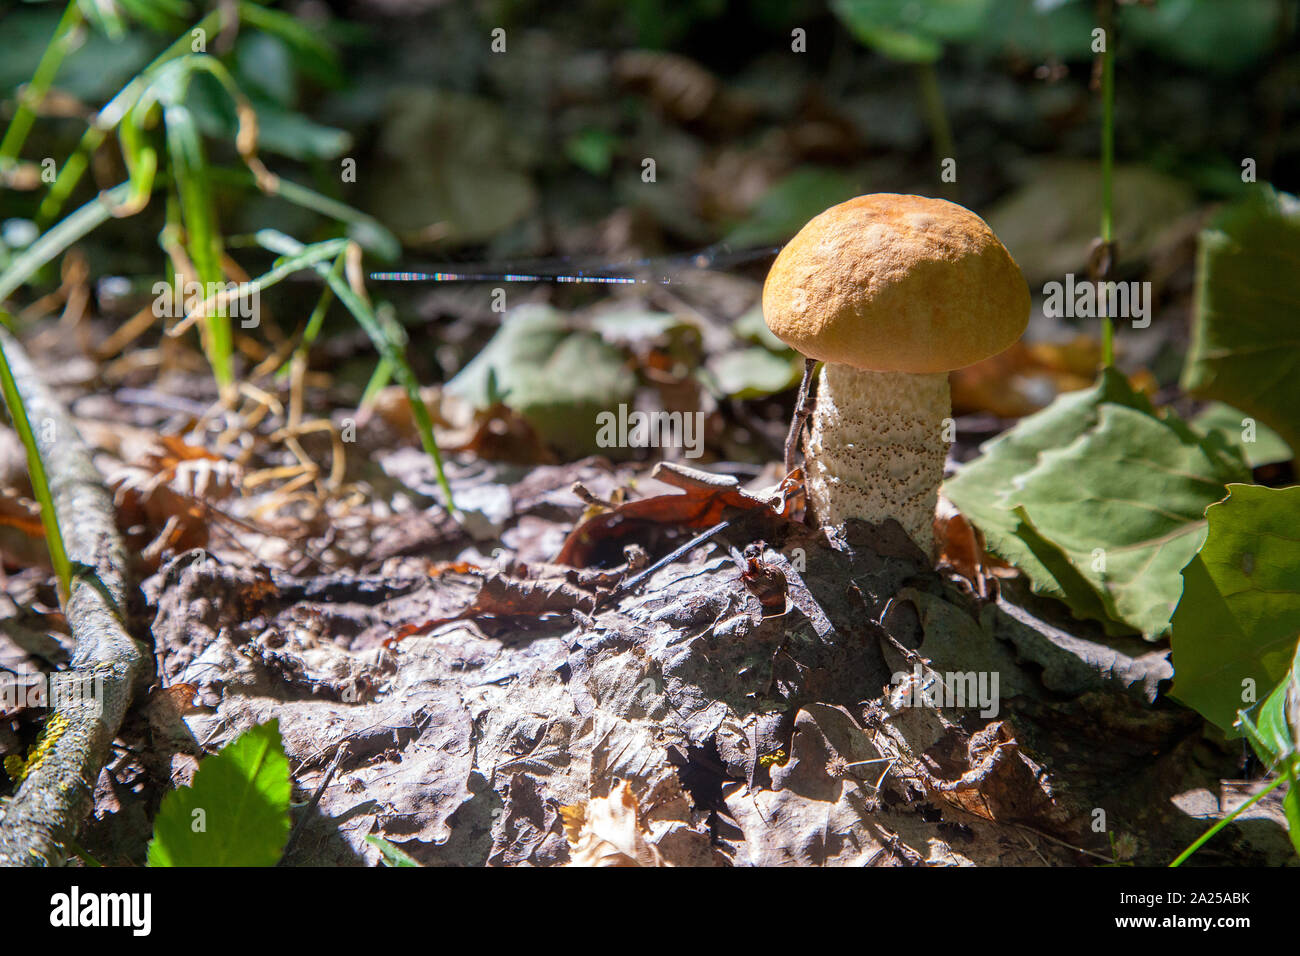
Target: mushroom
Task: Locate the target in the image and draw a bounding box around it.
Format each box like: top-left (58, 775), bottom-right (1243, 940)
top-left (763, 194), bottom-right (1030, 554)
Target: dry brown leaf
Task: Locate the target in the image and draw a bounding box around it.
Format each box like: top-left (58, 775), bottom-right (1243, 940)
top-left (950, 337), bottom-right (1160, 419)
top-left (442, 403), bottom-right (556, 465)
top-left (614, 51), bottom-right (718, 123)
top-left (386, 564), bottom-right (615, 645)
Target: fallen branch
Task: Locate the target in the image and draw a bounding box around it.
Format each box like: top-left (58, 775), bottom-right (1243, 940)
top-left (0, 328), bottom-right (150, 865)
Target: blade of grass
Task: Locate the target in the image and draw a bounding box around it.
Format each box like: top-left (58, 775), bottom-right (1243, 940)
top-left (36, 8), bottom-right (225, 226)
top-left (0, 324), bottom-right (72, 601)
top-left (275, 250), bottom-right (344, 381)
top-left (163, 102), bottom-right (230, 389)
top-left (0, 0), bottom-right (85, 169)
top-left (361, 356), bottom-right (395, 406)
top-left (205, 167), bottom-right (400, 261)
top-left (184, 238), bottom-right (349, 328)
top-left (1169, 772), bottom-right (1288, 866)
top-left (255, 230), bottom-right (457, 513)
top-left (1097, 0), bottom-right (1116, 369)
top-left (298, 252), bottom-right (344, 353)
top-left (916, 62), bottom-right (956, 201)
top-left (78, 0), bottom-right (129, 39)
top-left (0, 182), bottom-right (133, 309)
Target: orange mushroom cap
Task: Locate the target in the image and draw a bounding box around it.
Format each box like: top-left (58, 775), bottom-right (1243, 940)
top-left (763, 194), bottom-right (1031, 374)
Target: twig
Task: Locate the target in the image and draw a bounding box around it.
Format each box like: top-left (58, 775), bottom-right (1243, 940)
top-left (280, 743), bottom-right (348, 864)
top-left (0, 328), bottom-right (150, 865)
top-left (784, 359), bottom-right (818, 475)
top-left (595, 519), bottom-right (732, 610)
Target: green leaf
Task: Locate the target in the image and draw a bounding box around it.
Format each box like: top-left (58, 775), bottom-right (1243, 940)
top-left (705, 346), bottom-right (803, 400)
top-left (830, 0), bottom-right (991, 62)
top-left (945, 368), bottom-right (1249, 638)
top-left (1182, 188), bottom-right (1300, 457)
top-left (985, 161), bottom-right (1195, 286)
top-left (246, 100), bottom-right (352, 161)
top-left (1192, 402), bottom-right (1293, 468)
top-left (1009, 403), bottom-right (1248, 638)
top-left (565, 128), bottom-right (619, 177)
top-left (1238, 644), bottom-right (1300, 855)
top-left (1285, 781), bottom-right (1300, 857)
top-left (725, 168), bottom-right (861, 248)
top-left (733, 304), bottom-right (790, 353)
top-left (1249, 647), bottom-right (1299, 769)
top-left (1171, 484), bottom-right (1300, 734)
top-left (447, 306), bottom-right (636, 459)
top-left (972, 0), bottom-right (1096, 61)
top-left (1120, 0), bottom-right (1278, 74)
top-left (943, 369), bottom-right (1152, 635)
top-left (366, 835), bottom-right (421, 867)
top-left (235, 32), bottom-right (297, 107)
top-left (148, 720), bottom-right (291, 867)
top-left (236, 0), bottom-right (343, 88)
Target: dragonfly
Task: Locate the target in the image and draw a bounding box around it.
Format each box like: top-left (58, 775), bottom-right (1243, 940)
top-left (368, 241), bottom-right (781, 286)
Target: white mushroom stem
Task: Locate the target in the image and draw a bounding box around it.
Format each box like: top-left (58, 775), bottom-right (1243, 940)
top-left (804, 363), bottom-right (950, 554)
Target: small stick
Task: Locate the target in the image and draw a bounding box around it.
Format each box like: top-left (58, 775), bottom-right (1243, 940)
top-left (784, 359), bottom-right (818, 475)
top-left (280, 742), bottom-right (348, 864)
top-left (596, 519), bottom-right (732, 609)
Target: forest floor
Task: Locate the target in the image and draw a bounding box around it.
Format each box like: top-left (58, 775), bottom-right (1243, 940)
top-left (1, 309), bottom-right (1293, 867)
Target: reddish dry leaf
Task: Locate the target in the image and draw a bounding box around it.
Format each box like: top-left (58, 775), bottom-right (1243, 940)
top-left (0, 490), bottom-right (53, 569)
top-left (951, 340), bottom-right (1095, 418)
top-left (154, 433), bottom-right (225, 467)
top-left (740, 543), bottom-right (789, 616)
top-left (555, 462), bottom-right (787, 568)
top-left (0, 490), bottom-right (45, 539)
top-left (148, 683), bottom-right (201, 717)
top-left (426, 561), bottom-right (482, 578)
top-left (933, 494), bottom-right (986, 597)
top-left (950, 337), bottom-right (1161, 419)
top-left (111, 434), bottom-right (243, 561)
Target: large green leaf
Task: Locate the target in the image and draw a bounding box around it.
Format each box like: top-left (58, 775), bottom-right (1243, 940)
top-left (945, 368), bottom-right (1249, 638)
top-left (1009, 403), bottom-right (1248, 638)
top-left (148, 720), bottom-right (291, 867)
top-left (943, 368), bottom-right (1152, 635)
top-left (1182, 188), bottom-right (1300, 456)
top-left (973, 0), bottom-right (1096, 61)
top-left (1171, 484), bottom-right (1300, 734)
top-left (447, 306), bottom-right (636, 459)
top-left (985, 161), bottom-right (1195, 286)
top-left (830, 0), bottom-right (1277, 68)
